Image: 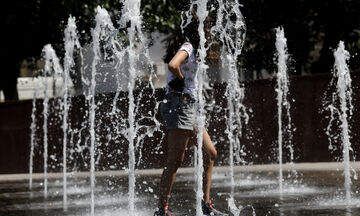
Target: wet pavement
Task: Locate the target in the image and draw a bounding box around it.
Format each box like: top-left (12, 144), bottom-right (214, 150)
top-left (1, 162), bottom-right (360, 216)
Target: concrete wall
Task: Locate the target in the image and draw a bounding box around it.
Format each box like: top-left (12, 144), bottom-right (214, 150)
top-left (0, 73), bottom-right (358, 174)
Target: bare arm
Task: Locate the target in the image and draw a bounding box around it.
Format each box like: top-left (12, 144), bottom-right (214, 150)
top-left (168, 50), bottom-right (188, 80)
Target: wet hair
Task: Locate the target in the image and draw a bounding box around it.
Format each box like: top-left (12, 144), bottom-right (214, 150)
top-left (164, 18), bottom-right (200, 63)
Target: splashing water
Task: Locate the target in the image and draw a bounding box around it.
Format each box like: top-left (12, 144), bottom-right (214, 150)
top-left (89, 6), bottom-right (117, 215)
top-left (182, 0), bottom-right (210, 214)
top-left (31, 1), bottom-right (159, 214)
top-left (211, 0), bottom-right (247, 214)
top-left (86, 2), bottom-right (157, 215)
top-left (120, 1), bottom-right (140, 213)
top-left (42, 44), bottom-right (63, 198)
top-left (183, 1), bottom-right (248, 214)
top-left (327, 41), bottom-right (354, 205)
top-left (275, 27), bottom-right (293, 195)
top-left (196, 1), bottom-right (208, 214)
top-left (29, 81), bottom-right (40, 190)
top-left (62, 15), bottom-right (82, 209)
top-left (119, 0), bottom-right (157, 214)
top-left (42, 51), bottom-right (50, 199)
top-left (22, 2), bottom-right (360, 216)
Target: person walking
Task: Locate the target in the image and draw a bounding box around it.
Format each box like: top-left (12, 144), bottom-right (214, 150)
top-left (154, 18), bottom-right (227, 216)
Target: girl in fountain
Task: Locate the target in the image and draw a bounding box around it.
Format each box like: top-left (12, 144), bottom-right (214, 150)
top-left (154, 17), bottom-right (226, 216)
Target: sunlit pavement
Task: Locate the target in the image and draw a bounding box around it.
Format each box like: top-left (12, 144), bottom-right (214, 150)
top-left (1, 162), bottom-right (360, 216)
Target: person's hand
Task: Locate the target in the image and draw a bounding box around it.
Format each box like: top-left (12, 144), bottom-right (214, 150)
top-left (169, 78), bottom-right (185, 92)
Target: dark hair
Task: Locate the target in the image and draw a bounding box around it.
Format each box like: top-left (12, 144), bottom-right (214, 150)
top-left (183, 19), bottom-right (200, 50)
top-left (164, 18), bottom-right (199, 63)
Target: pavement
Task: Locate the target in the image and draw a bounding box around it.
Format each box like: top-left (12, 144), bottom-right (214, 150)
top-left (1, 161), bottom-right (359, 182)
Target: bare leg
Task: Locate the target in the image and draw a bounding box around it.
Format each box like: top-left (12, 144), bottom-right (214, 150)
top-left (202, 128), bottom-right (217, 203)
top-left (158, 129), bottom-right (192, 207)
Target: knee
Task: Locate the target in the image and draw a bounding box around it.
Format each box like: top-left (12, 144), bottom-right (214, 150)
top-left (166, 154), bottom-right (185, 171)
top-left (208, 149), bottom-right (217, 161)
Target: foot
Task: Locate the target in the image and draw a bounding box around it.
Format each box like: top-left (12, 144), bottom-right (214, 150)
top-left (154, 206), bottom-right (176, 216)
top-left (202, 201), bottom-right (228, 216)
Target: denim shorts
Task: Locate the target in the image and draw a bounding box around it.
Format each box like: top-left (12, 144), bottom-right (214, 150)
top-left (160, 94), bottom-right (196, 131)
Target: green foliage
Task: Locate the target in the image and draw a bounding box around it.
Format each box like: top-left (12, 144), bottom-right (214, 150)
top-left (141, 0), bottom-right (181, 33)
top-left (2, 0), bottom-right (179, 72)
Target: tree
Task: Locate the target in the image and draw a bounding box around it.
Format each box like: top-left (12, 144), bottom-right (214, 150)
top-left (2, 0), bottom-right (360, 101)
top-left (2, 0), bottom-right (179, 101)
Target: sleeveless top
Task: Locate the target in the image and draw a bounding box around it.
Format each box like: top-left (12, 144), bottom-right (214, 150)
top-left (166, 42), bottom-right (198, 99)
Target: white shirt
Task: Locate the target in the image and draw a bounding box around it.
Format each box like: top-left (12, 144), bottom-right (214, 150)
top-left (166, 42), bottom-right (198, 99)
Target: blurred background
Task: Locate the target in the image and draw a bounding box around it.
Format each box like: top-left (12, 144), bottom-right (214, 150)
top-left (1, 0), bottom-right (359, 101)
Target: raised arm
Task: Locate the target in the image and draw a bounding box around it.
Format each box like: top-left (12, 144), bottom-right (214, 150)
top-left (168, 50), bottom-right (188, 80)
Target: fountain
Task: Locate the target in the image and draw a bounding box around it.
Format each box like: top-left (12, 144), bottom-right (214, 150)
top-left (211, 0), bottom-right (248, 214)
top-left (41, 44), bottom-right (63, 199)
top-left (29, 81), bottom-right (39, 191)
top-left (182, 0), bottom-right (210, 214)
top-left (274, 27), bottom-right (296, 195)
top-left (326, 41), bottom-right (355, 205)
top-left (89, 7), bottom-right (115, 215)
top-left (63, 15), bottom-right (82, 209)
top-left (85, 3), bottom-right (158, 215)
